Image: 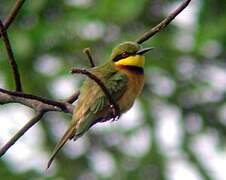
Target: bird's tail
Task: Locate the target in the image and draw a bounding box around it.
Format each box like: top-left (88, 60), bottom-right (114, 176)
top-left (46, 125), bottom-right (76, 169)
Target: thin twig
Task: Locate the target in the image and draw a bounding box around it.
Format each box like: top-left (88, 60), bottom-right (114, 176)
top-left (83, 48), bottom-right (95, 67)
top-left (66, 91), bottom-right (80, 104)
top-left (0, 89), bottom-right (75, 156)
top-left (0, 88), bottom-right (74, 113)
top-left (0, 111), bottom-right (45, 157)
top-left (71, 68), bottom-right (120, 119)
top-left (0, 20), bottom-right (22, 91)
top-left (0, 0), bottom-right (25, 38)
top-left (136, 0), bottom-right (191, 44)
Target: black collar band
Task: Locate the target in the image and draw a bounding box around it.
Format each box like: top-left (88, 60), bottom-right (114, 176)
top-left (123, 66), bottom-right (144, 73)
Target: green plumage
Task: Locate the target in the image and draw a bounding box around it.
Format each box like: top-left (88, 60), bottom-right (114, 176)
top-left (47, 41), bottom-right (148, 168)
top-left (74, 63), bottom-right (128, 136)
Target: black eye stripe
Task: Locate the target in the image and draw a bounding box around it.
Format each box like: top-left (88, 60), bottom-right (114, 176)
top-left (113, 54), bottom-right (124, 62)
top-left (113, 52), bottom-right (135, 62)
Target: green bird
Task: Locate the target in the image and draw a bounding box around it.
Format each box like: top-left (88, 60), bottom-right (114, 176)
top-left (47, 41), bottom-right (152, 168)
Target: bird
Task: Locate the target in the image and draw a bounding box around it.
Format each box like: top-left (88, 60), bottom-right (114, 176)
top-left (47, 41), bottom-right (153, 168)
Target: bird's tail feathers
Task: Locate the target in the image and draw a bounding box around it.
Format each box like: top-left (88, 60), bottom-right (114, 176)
top-left (46, 125), bottom-right (76, 169)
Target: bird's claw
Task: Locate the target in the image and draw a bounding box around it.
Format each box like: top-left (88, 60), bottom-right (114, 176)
top-left (110, 104), bottom-right (120, 121)
top-left (111, 115), bottom-right (119, 122)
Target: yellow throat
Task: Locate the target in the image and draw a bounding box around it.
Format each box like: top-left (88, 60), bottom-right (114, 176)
top-left (115, 55), bottom-right (145, 68)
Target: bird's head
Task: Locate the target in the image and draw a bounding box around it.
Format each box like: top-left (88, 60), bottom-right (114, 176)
top-left (110, 41), bottom-right (153, 68)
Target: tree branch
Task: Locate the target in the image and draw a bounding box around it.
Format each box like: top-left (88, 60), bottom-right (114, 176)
top-left (0, 20), bottom-right (22, 91)
top-left (0, 88), bottom-right (76, 157)
top-left (0, 111), bottom-right (45, 157)
top-left (66, 91), bottom-right (80, 104)
top-left (136, 0), bottom-right (191, 44)
top-left (0, 88), bottom-right (74, 113)
top-left (83, 48), bottom-right (95, 67)
top-left (0, 0), bottom-right (25, 38)
top-left (71, 68), bottom-right (120, 120)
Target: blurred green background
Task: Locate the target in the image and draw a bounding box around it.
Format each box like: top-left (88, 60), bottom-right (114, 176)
top-left (0, 0), bottom-right (226, 180)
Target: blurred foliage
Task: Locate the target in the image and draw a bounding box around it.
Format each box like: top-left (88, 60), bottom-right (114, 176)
top-left (0, 0), bottom-right (226, 180)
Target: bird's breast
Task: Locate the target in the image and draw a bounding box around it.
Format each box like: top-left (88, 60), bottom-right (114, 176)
top-left (117, 67), bottom-right (144, 112)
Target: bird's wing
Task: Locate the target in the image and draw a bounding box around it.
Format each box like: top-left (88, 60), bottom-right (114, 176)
top-left (75, 71), bottom-right (128, 136)
top-left (47, 70), bottom-right (128, 168)
top-left (90, 71), bottom-right (128, 113)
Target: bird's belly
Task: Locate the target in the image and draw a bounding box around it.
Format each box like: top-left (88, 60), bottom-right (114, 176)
top-left (117, 72), bottom-right (144, 112)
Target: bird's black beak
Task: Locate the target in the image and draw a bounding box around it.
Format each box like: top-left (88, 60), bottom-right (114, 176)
top-left (136, 47), bottom-right (154, 55)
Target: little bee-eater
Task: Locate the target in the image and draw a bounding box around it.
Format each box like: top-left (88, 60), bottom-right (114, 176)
top-left (47, 41), bottom-right (152, 168)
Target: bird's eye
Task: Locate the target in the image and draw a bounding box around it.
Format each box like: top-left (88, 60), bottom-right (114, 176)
top-left (113, 52), bottom-right (130, 62)
top-left (122, 52), bottom-right (129, 58)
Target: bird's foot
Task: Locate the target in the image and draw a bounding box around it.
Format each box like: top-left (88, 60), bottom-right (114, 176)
top-left (111, 115), bottom-right (119, 122)
top-left (110, 104), bottom-right (120, 122)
